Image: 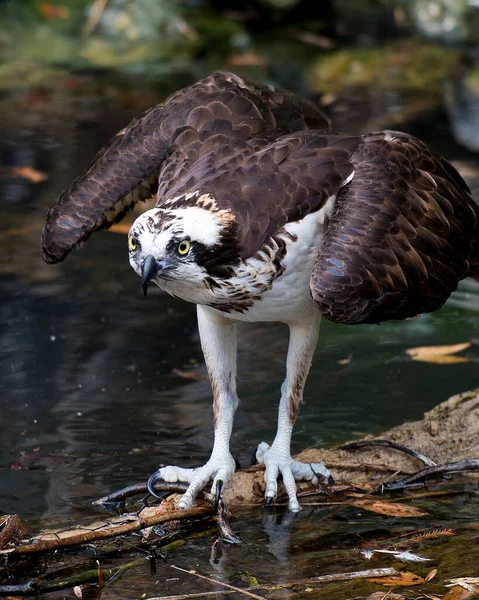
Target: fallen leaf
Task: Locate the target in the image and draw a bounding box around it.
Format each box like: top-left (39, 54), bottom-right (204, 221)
top-left (109, 223), bottom-right (133, 235)
top-left (172, 369), bottom-right (208, 381)
top-left (425, 568), bottom-right (438, 582)
top-left (350, 499), bottom-right (430, 518)
top-left (368, 571), bottom-right (425, 587)
top-left (338, 354), bottom-right (353, 365)
top-left (406, 342), bottom-right (472, 364)
top-left (11, 166), bottom-right (48, 183)
top-left (414, 355), bottom-right (470, 364)
top-left (445, 578), bottom-right (479, 591)
top-left (442, 584), bottom-right (478, 600)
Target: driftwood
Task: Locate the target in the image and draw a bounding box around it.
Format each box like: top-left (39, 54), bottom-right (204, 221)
top-left (1, 388), bottom-right (479, 559)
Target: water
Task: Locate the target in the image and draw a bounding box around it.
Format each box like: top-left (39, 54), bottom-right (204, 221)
top-left (1, 58), bottom-right (479, 599)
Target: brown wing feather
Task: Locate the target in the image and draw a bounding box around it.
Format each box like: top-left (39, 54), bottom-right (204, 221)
top-left (42, 71), bottom-right (329, 264)
top-left (310, 131), bottom-right (479, 324)
top-left (156, 132), bottom-right (360, 259)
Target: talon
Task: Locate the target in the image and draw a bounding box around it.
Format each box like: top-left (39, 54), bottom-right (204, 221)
top-left (264, 496), bottom-right (274, 507)
top-left (328, 474), bottom-right (335, 485)
top-left (147, 471), bottom-right (163, 499)
top-left (214, 479), bottom-right (223, 514)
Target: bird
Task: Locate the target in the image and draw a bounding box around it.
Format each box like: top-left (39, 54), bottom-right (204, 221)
top-left (42, 71), bottom-right (479, 512)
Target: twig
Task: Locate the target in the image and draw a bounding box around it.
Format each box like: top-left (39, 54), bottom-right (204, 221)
top-left (216, 499), bottom-right (243, 544)
top-left (0, 515), bottom-right (20, 549)
top-left (93, 482), bottom-right (190, 506)
top-left (0, 507), bottom-right (211, 555)
top-left (170, 565), bottom-right (266, 600)
top-left (340, 440), bottom-right (437, 468)
top-left (93, 484), bottom-right (149, 505)
top-left (381, 459), bottom-right (479, 491)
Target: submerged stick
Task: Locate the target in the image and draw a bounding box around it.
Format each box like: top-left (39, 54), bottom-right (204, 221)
top-left (0, 557), bottom-right (145, 596)
top-left (341, 439), bottom-right (437, 468)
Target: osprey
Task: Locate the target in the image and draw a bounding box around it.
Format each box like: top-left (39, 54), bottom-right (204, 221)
top-left (42, 72), bottom-right (479, 512)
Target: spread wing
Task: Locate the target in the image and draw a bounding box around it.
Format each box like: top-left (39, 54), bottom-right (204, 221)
top-left (42, 71), bottom-right (330, 264)
top-left (311, 131), bottom-right (479, 325)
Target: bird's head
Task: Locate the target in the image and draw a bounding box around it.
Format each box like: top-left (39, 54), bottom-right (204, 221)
top-left (128, 202), bottom-right (240, 296)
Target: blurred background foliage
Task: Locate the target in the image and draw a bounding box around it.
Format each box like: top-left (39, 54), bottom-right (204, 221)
top-left (0, 0), bottom-right (479, 87)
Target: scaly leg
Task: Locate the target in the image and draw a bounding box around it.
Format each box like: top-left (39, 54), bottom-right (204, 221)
top-left (255, 311), bottom-right (332, 512)
top-left (148, 305), bottom-right (238, 509)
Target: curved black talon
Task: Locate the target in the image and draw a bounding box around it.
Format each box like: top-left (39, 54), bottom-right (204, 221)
top-left (327, 474), bottom-right (335, 485)
top-left (214, 479), bottom-right (223, 514)
top-left (147, 471), bottom-right (163, 499)
top-left (264, 496), bottom-right (274, 507)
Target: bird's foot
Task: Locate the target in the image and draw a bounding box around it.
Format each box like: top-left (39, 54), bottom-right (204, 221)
top-left (255, 441), bottom-right (333, 512)
top-left (147, 451), bottom-right (236, 510)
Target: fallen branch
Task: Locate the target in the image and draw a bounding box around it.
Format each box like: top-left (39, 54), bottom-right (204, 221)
top-left (0, 507), bottom-right (211, 555)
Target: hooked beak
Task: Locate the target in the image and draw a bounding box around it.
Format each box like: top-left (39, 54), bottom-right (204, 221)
top-left (141, 255), bottom-right (173, 296)
top-left (141, 255), bottom-right (159, 296)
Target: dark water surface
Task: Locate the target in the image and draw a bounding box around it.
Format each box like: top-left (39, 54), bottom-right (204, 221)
top-left (1, 66), bottom-right (479, 598)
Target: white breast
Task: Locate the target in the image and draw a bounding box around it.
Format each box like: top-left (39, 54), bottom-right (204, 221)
top-left (216, 198), bottom-right (335, 325)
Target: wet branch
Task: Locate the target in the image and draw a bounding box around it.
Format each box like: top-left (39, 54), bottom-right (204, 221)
top-left (0, 506), bottom-right (211, 556)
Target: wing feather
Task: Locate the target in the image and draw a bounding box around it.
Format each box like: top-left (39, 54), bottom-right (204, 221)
top-left (42, 71), bottom-right (329, 264)
top-left (311, 131), bottom-right (479, 324)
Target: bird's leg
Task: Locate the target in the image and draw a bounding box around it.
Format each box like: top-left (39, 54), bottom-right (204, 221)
top-left (255, 312), bottom-right (332, 512)
top-left (148, 305), bottom-right (238, 510)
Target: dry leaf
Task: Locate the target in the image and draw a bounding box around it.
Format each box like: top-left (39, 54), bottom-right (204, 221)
top-left (442, 585), bottom-right (478, 600)
top-left (172, 368), bottom-right (208, 381)
top-left (108, 223), bottom-right (133, 235)
top-left (415, 355), bottom-right (470, 365)
top-left (350, 499), bottom-right (430, 518)
top-left (11, 166), bottom-right (48, 183)
top-left (425, 568), bottom-right (438, 582)
top-left (406, 342), bottom-right (472, 364)
top-left (445, 578), bottom-right (479, 591)
top-left (368, 571), bottom-right (425, 586)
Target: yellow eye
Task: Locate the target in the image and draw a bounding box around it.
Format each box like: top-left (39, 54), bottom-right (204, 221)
top-left (177, 240), bottom-right (191, 255)
top-left (128, 235), bottom-right (138, 251)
